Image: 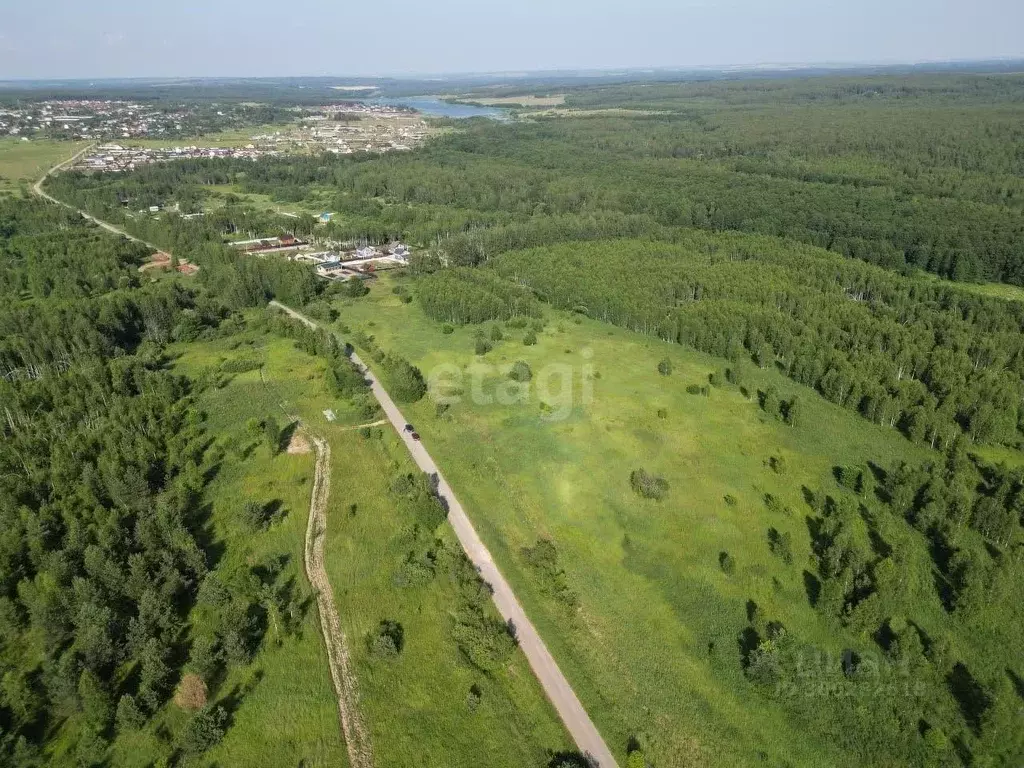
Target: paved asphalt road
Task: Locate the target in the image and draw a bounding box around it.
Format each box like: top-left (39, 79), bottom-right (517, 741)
top-left (271, 301), bottom-right (619, 768)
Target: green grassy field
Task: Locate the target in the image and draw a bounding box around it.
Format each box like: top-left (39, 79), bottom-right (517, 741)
top-left (326, 272), bottom-right (954, 766)
top-left (0, 138), bottom-right (87, 195)
top-left (124, 125), bottom-right (295, 150)
top-left (202, 183), bottom-right (333, 218)
top-left (921, 271), bottom-right (1024, 303)
top-left (156, 325), bottom-right (570, 767)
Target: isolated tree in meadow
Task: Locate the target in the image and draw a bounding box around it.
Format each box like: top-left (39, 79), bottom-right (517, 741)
top-left (369, 620), bottom-right (404, 658)
top-left (383, 354), bottom-right (427, 402)
top-left (178, 706), bottom-right (227, 755)
top-left (657, 357), bottom-right (673, 376)
top-left (719, 551), bottom-right (736, 575)
top-left (263, 416), bottom-right (281, 454)
top-left (523, 330), bottom-right (538, 346)
top-left (761, 386), bottom-right (781, 419)
top-left (783, 395), bottom-right (801, 426)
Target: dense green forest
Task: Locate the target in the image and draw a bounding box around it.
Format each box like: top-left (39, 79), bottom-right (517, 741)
top-left (0, 199), bottom-right (209, 764)
top-left (0, 198), bottom-right (339, 766)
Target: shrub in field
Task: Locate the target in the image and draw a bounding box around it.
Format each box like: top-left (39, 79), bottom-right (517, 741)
top-left (304, 300), bottom-right (338, 322)
top-left (523, 330), bottom-right (538, 346)
top-left (767, 528), bottom-right (794, 565)
top-left (342, 276), bottom-right (369, 297)
top-left (241, 499), bottom-right (283, 530)
top-left (475, 337), bottom-right (493, 355)
top-left (178, 706), bottom-right (227, 755)
top-left (521, 538), bottom-right (578, 609)
top-left (173, 673), bottom-right (208, 712)
top-left (658, 357), bottom-right (673, 376)
top-left (263, 416), bottom-right (281, 454)
top-left (509, 361), bottom-right (532, 382)
top-left (719, 551), bottom-right (736, 575)
top-left (369, 620), bottom-right (404, 658)
top-left (630, 468), bottom-right (669, 500)
top-left (783, 395), bottom-right (801, 426)
top-left (220, 357), bottom-right (262, 373)
top-left (760, 386), bottom-right (781, 418)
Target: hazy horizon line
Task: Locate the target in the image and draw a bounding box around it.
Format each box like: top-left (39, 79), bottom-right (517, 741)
top-left (2, 56), bottom-right (1023, 85)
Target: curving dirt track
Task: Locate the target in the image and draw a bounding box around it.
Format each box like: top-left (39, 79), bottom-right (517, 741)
top-left (305, 432), bottom-right (374, 768)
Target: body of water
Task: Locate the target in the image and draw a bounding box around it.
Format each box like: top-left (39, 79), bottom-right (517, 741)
top-left (368, 96), bottom-right (507, 120)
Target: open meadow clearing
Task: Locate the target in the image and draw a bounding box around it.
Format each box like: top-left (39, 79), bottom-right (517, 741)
top-left (326, 271), bottom-right (962, 767)
top-left (0, 138), bottom-right (87, 195)
top-left (453, 94), bottom-right (567, 107)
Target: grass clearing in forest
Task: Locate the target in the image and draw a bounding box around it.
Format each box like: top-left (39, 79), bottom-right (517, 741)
top-left (455, 94), bottom-right (567, 107)
top-left (327, 272), bottom-right (947, 767)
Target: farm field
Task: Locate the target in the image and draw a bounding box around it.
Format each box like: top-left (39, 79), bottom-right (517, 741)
top-left (0, 137), bottom-right (87, 195)
top-left (169, 325), bottom-right (572, 768)
top-left (327, 271), bottom-right (948, 767)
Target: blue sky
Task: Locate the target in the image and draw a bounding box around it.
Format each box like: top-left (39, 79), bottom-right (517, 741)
top-left (1, 0), bottom-right (1022, 79)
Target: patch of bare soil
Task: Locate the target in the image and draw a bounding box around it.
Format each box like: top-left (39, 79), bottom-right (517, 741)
top-left (286, 431), bottom-right (313, 455)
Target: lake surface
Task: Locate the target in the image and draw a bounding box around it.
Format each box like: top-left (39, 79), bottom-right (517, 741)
top-left (368, 96), bottom-right (508, 120)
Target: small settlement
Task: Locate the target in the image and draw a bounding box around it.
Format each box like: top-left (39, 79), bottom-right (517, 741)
top-left (77, 144), bottom-right (269, 173)
top-left (71, 103), bottom-right (434, 171)
top-left (227, 235), bottom-right (411, 281)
